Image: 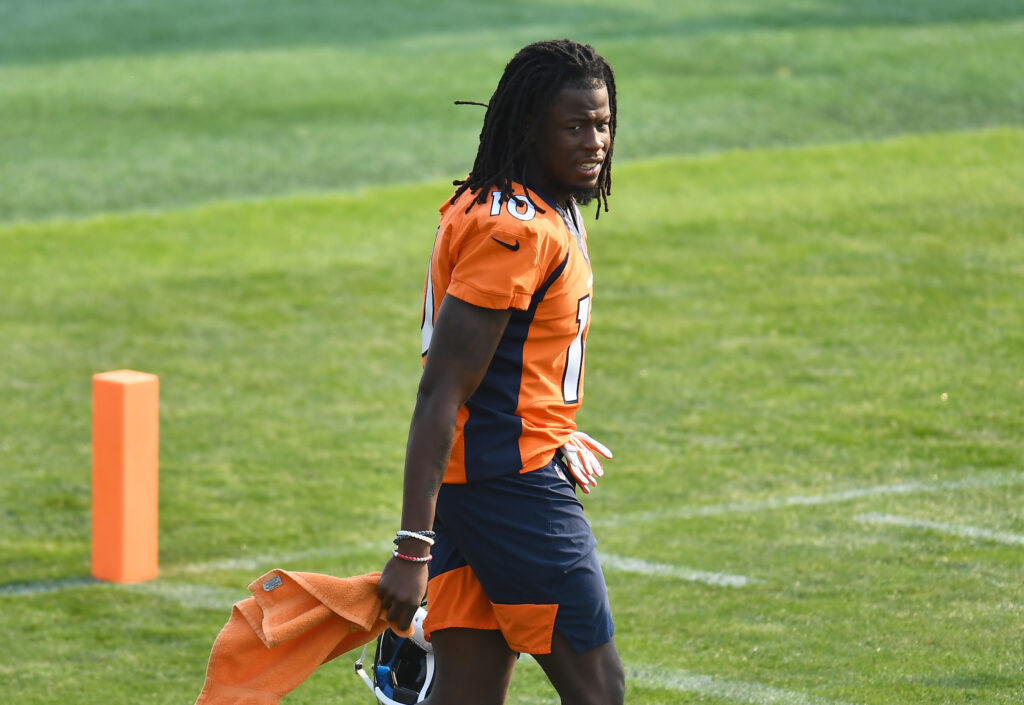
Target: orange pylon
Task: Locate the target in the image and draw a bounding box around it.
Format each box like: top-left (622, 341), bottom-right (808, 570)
top-left (91, 370), bottom-right (159, 583)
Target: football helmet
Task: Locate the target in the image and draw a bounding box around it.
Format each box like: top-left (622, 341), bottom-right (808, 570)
top-left (354, 607), bottom-right (434, 704)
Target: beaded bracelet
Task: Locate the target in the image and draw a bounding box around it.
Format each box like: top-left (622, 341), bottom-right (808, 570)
top-left (394, 530), bottom-right (436, 546)
top-left (392, 550), bottom-right (432, 563)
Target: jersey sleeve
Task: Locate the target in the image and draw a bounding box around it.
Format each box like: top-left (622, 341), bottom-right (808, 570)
top-left (447, 224), bottom-right (550, 311)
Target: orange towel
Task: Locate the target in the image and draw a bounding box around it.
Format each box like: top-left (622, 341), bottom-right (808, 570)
top-left (194, 570), bottom-right (413, 705)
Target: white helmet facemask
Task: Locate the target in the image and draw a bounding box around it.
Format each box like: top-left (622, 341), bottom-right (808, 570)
top-left (354, 607), bottom-right (434, 705)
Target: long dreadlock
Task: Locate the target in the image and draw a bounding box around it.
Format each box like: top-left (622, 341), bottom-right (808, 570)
top-left (451, 39), bottom-right (617, 219)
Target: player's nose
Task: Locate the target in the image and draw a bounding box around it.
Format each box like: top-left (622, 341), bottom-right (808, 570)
top-left (582, 126), bottom-right (604, 151)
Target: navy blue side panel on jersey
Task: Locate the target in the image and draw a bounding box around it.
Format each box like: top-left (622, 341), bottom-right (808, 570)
top-left (462, 252), bottom-right (571, 482)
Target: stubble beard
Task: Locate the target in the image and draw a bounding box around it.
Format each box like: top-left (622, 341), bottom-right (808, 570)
top-left (571, 184), bottom-right (601, 205)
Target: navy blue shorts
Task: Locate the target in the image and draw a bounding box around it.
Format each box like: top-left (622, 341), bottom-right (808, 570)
top-left (422, 457), bottom-right (614, 654)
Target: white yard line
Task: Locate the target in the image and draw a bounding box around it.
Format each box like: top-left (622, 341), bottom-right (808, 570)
top-left (125, 581), bottom-right (246, 610)
top-left (9, 470), bottom-right (1019, 598)
top-left (4, 545), bottom-right (757, 599)
top-left (1, 541), bottom-right (390, 598)
top-left (600, 553), bottom-right (759, 587)
top-left (855, 513), bottom-right (1024, 546)
top-left (524, 657), bottom-right (859, 705)
top-left (163, 539), bottom-right (391, 576)
top-left (0, 576), bottom-right (243, 610)
top-left (625, 665), bottom-right (859, 705)
top-left (595, 470), bottom-right (1024, 527)
top-left (0, 576), bottom-right (98, 596)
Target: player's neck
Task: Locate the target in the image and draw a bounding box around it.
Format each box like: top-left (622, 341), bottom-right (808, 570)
top-left (519, 167), bottom-right (570, 210)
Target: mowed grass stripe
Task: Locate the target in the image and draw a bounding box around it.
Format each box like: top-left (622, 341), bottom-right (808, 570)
top-left (3, 1), bottom-right (1024, 222)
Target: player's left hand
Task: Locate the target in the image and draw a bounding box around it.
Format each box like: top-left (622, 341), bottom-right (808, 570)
top-left (560, 431), bottom-right (613, 494)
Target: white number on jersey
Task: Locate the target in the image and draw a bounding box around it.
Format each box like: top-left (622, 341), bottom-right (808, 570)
top-left (489, 190), bottom-right (536, 221)
top-left (421, 228), bottom-right (440, 355)
top-left (562, 295), bottom-right (591, 404)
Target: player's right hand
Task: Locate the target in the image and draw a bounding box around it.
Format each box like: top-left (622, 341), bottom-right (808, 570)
top-left (377, 556), bottom-right (429, 633)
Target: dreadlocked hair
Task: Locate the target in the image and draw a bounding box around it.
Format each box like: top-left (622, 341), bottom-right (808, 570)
top-left (451, 39), bottom-right (617, 219)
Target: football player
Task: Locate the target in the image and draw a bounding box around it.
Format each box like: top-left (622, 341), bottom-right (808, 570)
top-left (376, 39), bottom-right (624, 705)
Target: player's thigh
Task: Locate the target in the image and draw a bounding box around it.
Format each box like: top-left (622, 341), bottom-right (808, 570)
top-left (532, 631), bottom-right (625, 705)
top-left (426, 627), bottom-right (518, 705)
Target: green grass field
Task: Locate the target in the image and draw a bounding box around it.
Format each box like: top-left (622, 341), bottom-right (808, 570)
top-left (2, 2), bottom-right (1023, 704)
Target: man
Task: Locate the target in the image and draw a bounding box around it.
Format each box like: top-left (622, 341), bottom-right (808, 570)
top-left (377, 39), bottom-right (625, 705)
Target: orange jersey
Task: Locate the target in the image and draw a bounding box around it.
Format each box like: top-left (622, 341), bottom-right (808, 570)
top-left (421, 184), bottom-right (594, 483)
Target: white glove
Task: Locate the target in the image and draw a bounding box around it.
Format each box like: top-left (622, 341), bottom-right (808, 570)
top-left (559, 431), bottom-right (613, 494)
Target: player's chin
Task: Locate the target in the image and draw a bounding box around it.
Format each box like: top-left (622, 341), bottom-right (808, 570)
top-left (571, 184), bottom-right (601, 205)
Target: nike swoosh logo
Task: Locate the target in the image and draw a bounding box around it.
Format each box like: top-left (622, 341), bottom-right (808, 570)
top-left (491, 236), bottom-right (520, 251)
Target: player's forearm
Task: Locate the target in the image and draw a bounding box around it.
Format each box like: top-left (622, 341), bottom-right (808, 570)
top-left (397, 295), bottom-right (511, 544)
top-left (398, 387), bottom-right (458, 550)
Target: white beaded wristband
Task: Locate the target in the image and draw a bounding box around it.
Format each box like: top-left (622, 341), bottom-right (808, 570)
top-left (394, 530), bottom-right (436, 546)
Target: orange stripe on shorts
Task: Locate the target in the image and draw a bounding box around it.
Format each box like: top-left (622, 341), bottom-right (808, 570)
top-left (424, 564), bottom-right (559, 654)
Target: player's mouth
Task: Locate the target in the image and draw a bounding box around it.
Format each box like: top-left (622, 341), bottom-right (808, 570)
top-left (575, 160), bottom-right (603, 178)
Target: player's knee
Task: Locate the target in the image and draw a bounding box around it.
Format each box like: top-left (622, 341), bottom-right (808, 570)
top-left (605, 656), bottom-right (626, 705)
top-left (570, 654), bottom-right (625, 705)
top-left (568, 680), bottom-right (624, 705)
top-left (591, 646), bottom-right (625, 705)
